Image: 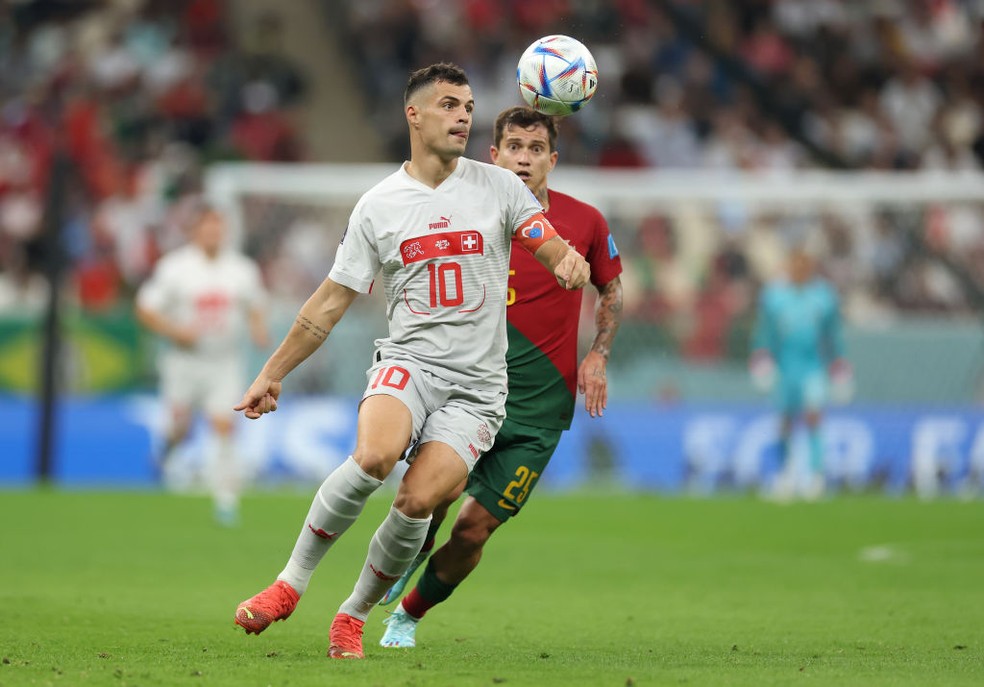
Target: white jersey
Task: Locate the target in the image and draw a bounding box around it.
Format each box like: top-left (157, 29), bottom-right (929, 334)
top-left (329, 157), bottom-right (542, 390)
top-left (136, 244), bottom-right (266, 358)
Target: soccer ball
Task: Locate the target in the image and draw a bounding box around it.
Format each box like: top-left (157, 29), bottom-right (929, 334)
top-left (516, 35), bottom-right (598, 117)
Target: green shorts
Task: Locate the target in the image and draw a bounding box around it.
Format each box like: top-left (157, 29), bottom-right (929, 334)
top-left (465, 418), bottom-right (563, 522)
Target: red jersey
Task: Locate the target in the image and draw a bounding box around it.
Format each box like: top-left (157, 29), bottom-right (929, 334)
top-left (505, 189), bottom-right (622, 430)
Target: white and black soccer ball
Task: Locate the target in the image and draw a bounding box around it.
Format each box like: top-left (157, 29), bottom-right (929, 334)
top-left (516, 35), bottom-right (598, 117)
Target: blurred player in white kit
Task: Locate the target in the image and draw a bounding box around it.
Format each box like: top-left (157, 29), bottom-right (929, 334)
top-left (135, 203), bottom-right (269, 525)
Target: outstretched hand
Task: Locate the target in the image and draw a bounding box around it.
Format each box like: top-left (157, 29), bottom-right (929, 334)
top-left (553, 249), bottom-right (590, 290)
top-left (234, 375), bottom-right (283, 419)
top-left (578, 350), bottom-right (608, 418)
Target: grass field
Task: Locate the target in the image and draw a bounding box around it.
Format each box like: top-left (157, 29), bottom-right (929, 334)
top-left (1, 489), bottom-right (982, 686)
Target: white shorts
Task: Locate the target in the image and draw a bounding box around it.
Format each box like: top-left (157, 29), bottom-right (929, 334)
top-left (362, 357), bottom-right (506, 471)
top-left (160, 351), bottom-right (244, 418)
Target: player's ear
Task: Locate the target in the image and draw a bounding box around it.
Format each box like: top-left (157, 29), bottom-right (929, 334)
top-left (548, 150), bottom-right (558, 171)
top-left (489, 145), bottom-right (499, 163)
top-left (406, 103), bottom-right (419, 127)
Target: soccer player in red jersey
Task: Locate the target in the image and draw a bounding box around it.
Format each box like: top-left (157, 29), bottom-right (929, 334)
top-left (379, 106), bottom-right (623, 648)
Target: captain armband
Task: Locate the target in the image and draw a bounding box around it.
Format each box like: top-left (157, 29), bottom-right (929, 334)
top-left (515, 212), bottom-right (559, 254)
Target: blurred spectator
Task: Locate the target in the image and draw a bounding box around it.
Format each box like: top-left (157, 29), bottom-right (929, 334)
top-left (879, 58), bottom-right (942, 156)
top-left (229, 81), bottom-right (302, 162)
top-left (683, 249), bottom-right (751, 362)
top-left (621, 213), bottom-right (694, 323)
top-left (0, 1), bottom-right (308, 314)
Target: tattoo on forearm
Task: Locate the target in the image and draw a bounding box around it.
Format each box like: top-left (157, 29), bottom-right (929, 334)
top-left (591, 278), bottom-right (623, 360)
top-left (296, 315), bottom-right (329, 341)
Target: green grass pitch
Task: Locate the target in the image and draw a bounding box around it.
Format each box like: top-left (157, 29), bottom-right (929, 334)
top-left (1, 488), bottom-right (982, 686)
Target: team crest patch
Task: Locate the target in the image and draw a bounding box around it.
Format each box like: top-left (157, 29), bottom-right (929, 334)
top-left (399, 231), bottom-right (484, 265)
top-left (402, 240), bottom-right (424, 262)
top-left (476, 423), bottom-right (492, 445)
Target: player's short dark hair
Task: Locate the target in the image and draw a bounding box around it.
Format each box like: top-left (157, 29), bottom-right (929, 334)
top-left (493, 106), bottom-right (559, 152)
top-left (404, 63), bottom-right (469, 105)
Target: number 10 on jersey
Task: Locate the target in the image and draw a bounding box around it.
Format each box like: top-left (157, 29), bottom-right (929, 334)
top-left (427, 261), bottom-right (463, 308)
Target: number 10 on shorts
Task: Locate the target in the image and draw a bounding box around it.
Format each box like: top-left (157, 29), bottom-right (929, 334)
top-left (370, 365), bottom-right (410, 390)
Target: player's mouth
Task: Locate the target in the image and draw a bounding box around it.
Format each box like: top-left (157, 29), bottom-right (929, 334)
top-left (450, 128), bottom-right (469, 141)
top-left (515, 170), bottom-right (531, 181)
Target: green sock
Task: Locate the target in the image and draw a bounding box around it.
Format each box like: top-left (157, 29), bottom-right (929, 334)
top-left (417, 559), bottom-right (458, 604)
top-left (403, 559), bottom-right (458, 619)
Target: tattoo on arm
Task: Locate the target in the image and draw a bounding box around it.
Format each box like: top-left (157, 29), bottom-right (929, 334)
top-left (591, 277), bottom-right (623, 361)
top-left (296, 315), bottom-right (329, 341)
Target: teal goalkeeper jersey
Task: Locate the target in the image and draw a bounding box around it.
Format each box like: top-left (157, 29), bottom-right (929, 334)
top-left (754, 278), bottom-right (844, 375)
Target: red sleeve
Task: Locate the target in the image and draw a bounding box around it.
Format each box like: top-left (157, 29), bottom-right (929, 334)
top-left (584, 206), bottom-right (622, 288)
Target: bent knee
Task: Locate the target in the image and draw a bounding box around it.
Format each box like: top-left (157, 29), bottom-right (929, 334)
top-left (391, 490), bottom-right (441, 519)
top-left (352, 449), bottom-right (400, 481)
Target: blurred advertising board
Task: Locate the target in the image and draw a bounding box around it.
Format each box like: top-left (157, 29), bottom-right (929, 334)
top-left (1, 395), bottom-right (981, 496)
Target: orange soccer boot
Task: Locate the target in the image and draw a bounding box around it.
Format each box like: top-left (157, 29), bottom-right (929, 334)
top-left (234, 580), bottom-right (300, 635)
top-left (327, 613), bottom-right (366, 659)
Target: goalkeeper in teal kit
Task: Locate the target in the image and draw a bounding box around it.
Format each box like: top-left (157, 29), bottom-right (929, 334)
top-left (750, 249), bottom-right (851, 500)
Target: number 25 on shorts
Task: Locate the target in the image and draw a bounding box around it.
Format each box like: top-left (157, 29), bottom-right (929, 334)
top-left (498, 465), bottom-right (540, 512)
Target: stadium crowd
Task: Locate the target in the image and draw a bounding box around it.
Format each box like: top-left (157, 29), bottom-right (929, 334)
top-left (0, 0), bottom-right (306, 314)
top-left (0, 0), bottom-right (982, 372)
top-left (338, 0), bottom-right (984, 173)
top-left (337, 0), bottom-right (984, 358)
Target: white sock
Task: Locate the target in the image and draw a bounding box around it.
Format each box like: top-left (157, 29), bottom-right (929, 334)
top-left (207, 433), bottom-right (239, 512)
top-left (338, 506), bottom-right (431, 621)
top-left (277, 457), bottom-right (382, 594)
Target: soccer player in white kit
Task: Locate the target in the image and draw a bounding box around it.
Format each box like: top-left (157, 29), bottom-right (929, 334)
top-left (232, 63), bottom-right (590, 660)
top-left (135, 205), bottom-right (269, 525)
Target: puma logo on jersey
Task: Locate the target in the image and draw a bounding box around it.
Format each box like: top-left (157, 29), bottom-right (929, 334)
top-left (428, 215), bottom-right (452, 230)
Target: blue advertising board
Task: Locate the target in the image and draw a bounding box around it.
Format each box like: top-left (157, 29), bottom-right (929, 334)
top-left (2, 395), bottom-right (982, 496)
